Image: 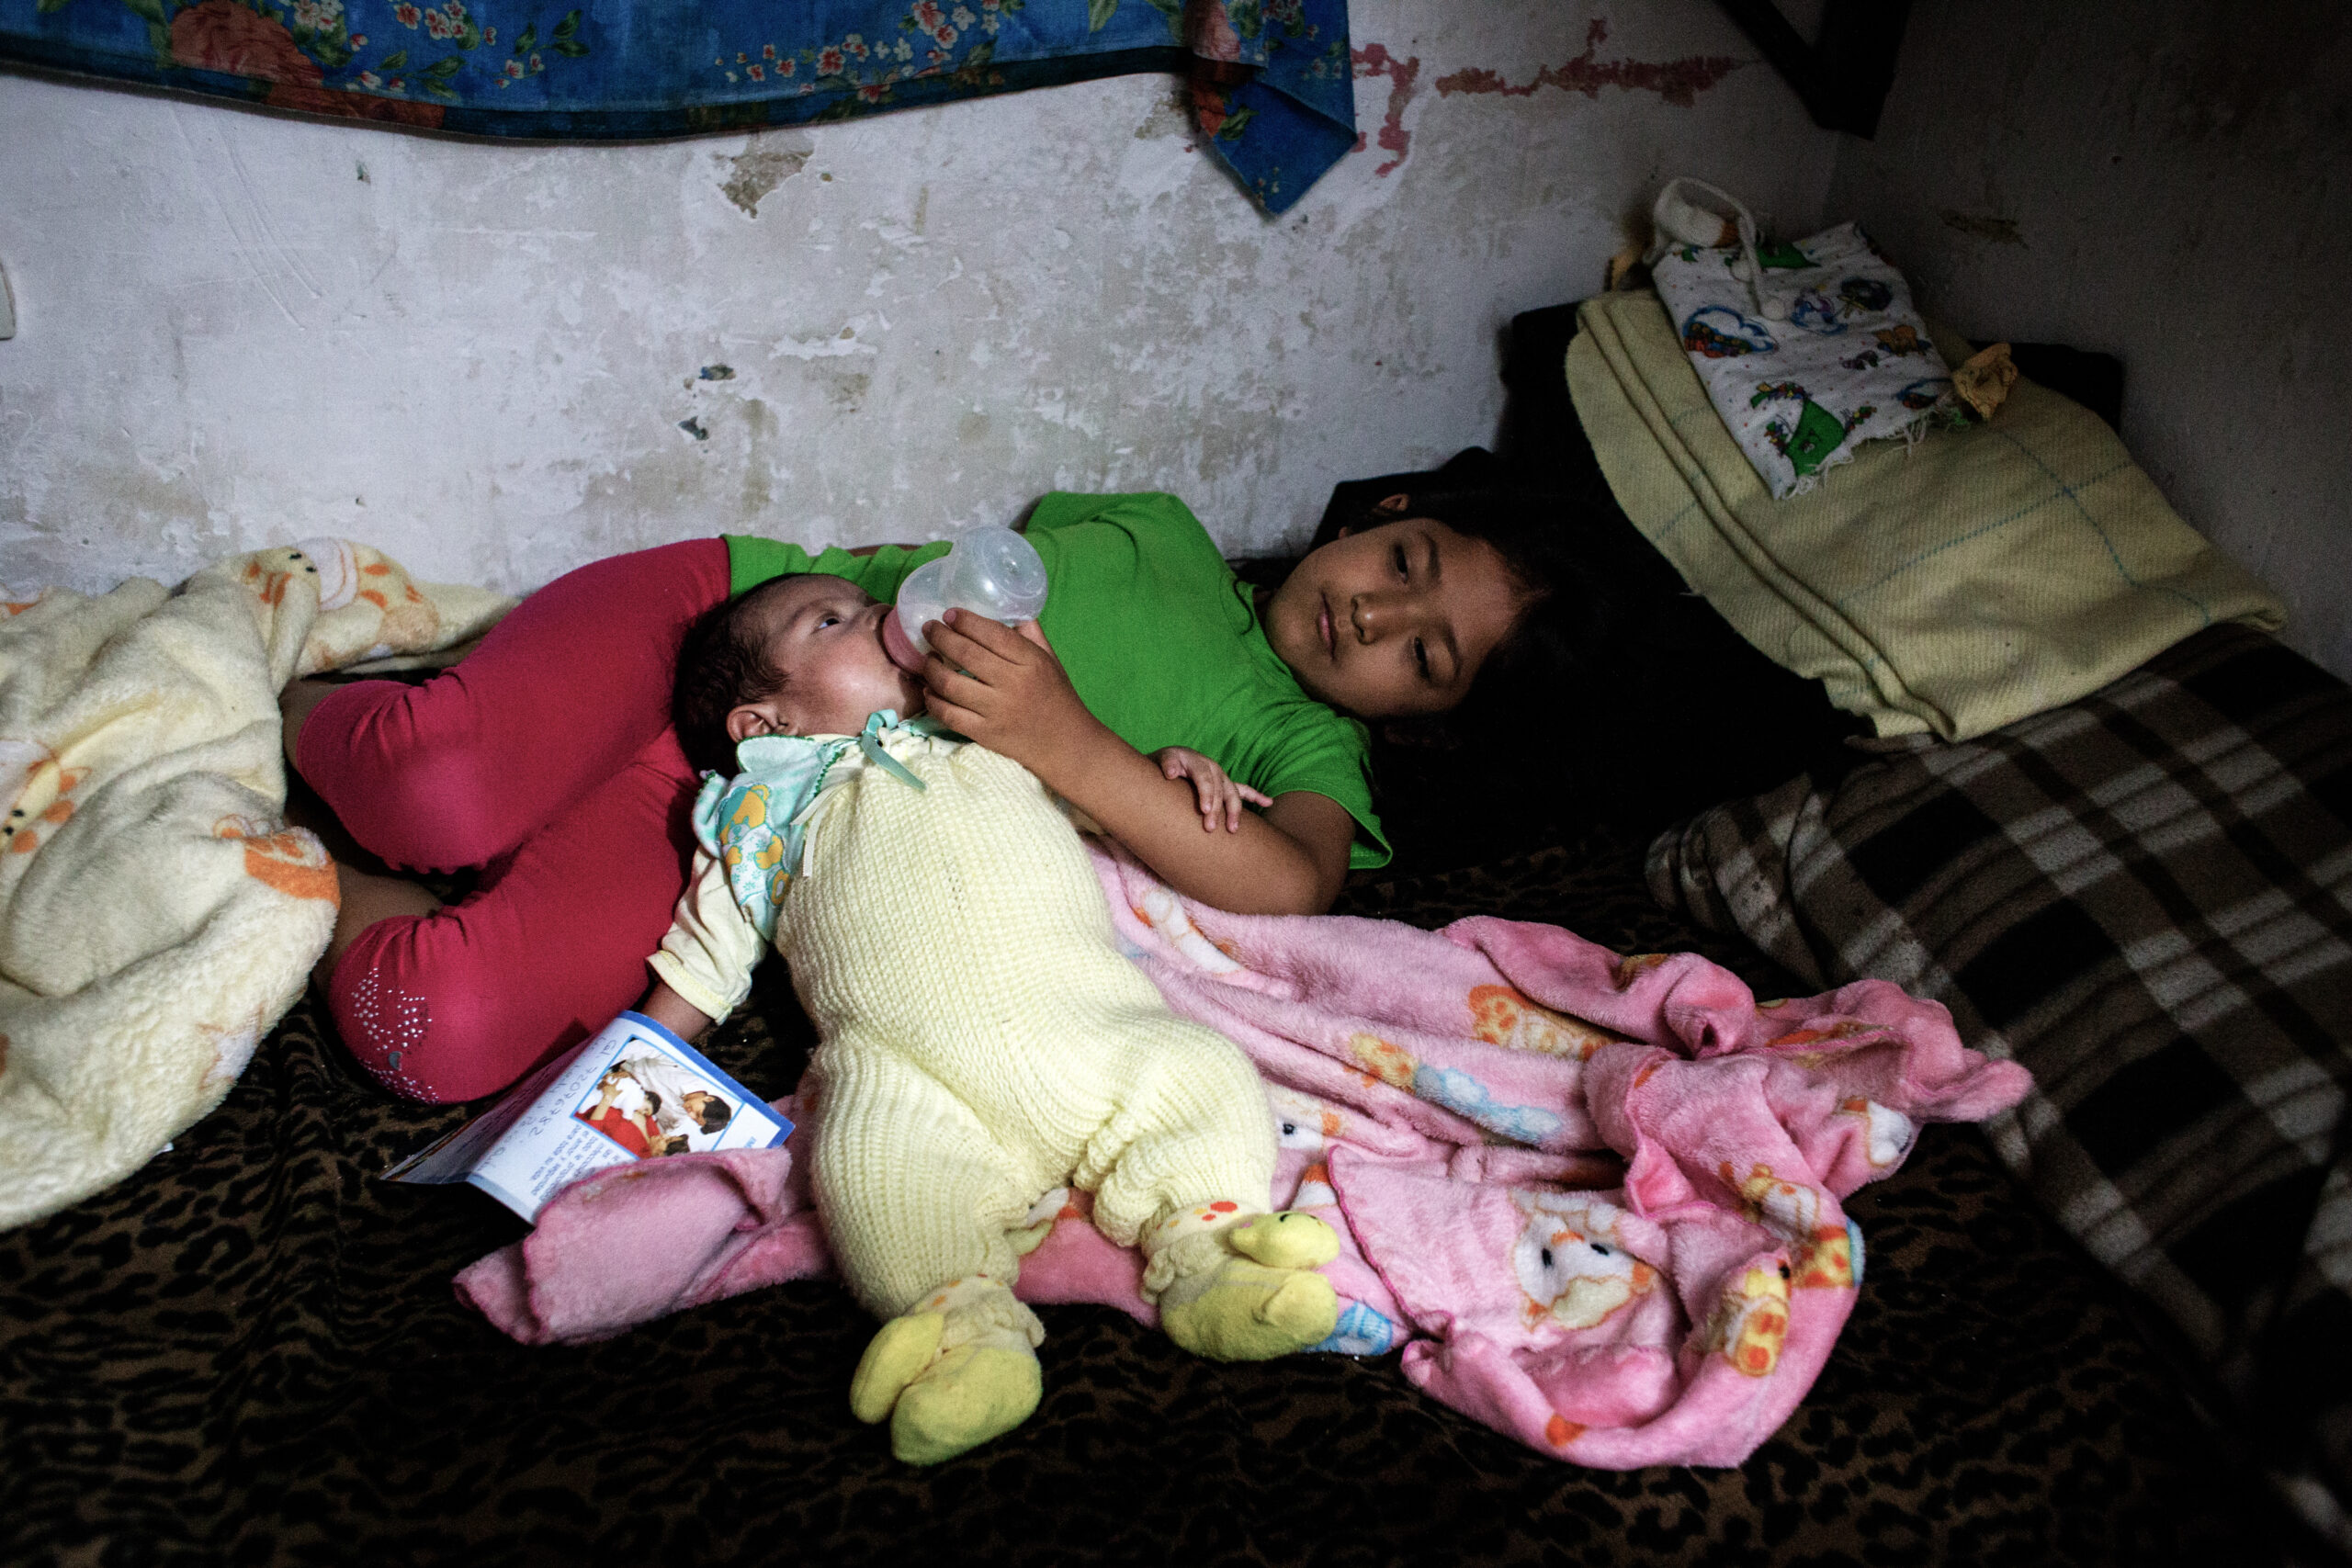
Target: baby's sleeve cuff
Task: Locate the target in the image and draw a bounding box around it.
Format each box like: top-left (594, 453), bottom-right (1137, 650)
top-left (646, 848), bottom-right (764, 1026)
top-left (646, 950), bottom-right (746, 1029)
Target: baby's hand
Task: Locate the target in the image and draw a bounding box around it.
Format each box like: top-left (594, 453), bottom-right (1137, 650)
top-left (1154, 747), bottom-right (1272, 833)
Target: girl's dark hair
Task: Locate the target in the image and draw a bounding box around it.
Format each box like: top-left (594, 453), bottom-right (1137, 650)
top-left (673, 574), bottom-right (804, 775)
top-left (1308, 459), bottom-right (1666, 739)
top-left (1307, 448), bottom-right (1864, 861)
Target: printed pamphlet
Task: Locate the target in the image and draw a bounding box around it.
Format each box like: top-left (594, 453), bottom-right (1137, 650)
top-left (383, 1010), bottom-right (791, 1222)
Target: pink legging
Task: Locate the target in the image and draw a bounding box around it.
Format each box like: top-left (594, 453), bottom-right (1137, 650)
top-left (299, 538), bottom-right (732, 1102)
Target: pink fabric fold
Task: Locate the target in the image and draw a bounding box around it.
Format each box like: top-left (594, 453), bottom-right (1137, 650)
top-left (454, 1142), bottom-right (827, 1345)
top-left (456, 841), bottom-right (2030, 1468)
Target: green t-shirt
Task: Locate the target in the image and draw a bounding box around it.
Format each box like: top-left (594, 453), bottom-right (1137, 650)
top-left (725, 492), bottom-right (1389, 870)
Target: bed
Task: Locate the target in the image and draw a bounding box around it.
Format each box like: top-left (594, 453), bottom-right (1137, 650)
top-left (2, 309), bottom-right (2335, 1566)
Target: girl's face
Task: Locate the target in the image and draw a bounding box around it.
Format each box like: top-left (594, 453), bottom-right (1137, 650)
top-left (1261, 517), bottom-right (1530, 719)
top-left (726, 576), bottom-right (927, 742)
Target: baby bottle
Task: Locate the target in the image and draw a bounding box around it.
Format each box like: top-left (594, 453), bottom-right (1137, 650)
top-left (880, 524), bottom-right (1050, 673)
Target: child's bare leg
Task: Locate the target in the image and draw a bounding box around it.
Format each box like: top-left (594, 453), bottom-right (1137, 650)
top-left (315, 863), bottom-right (440, 992)
top-left (279, 677), bottom-right (344, 774)
top-left (277, 727), bottom-right (441, 992)
top-left (298, 734), bottom-right (702, 1104)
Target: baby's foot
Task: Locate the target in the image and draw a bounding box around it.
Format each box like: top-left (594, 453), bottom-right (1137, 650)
top-left (847, 1274), bottom-right (1045, 1466)
top-left (1143, 1206), bottom-right (1340, 1362)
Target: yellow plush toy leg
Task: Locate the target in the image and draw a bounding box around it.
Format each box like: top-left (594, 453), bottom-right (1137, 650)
top-left (849, 1311), bottom-right (946, 1425)
top-left (888, 1344), bottom-right (1044, 1467)
top-left (1144, 1208), bottom-right (1340, 1363)
top-left (846, 1274), bottom-right (1046, 1466)
top-left (1227, 1210), bottom-right (1343, 1269)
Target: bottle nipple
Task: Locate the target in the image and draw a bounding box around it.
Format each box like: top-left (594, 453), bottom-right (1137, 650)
top-left (880, 607), bottom-right (925, 673)
top-left (887, 525), bottom-right (1048, 673)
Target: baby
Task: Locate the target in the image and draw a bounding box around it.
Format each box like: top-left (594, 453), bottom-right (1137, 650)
top-left (639, 571), bottom-right (1341, 1465)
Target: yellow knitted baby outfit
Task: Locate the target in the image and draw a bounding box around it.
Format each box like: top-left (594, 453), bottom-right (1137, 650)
top-left (786, 731), bottom-right (1282, 1309)
top-left (650, 724), bottom-right (1337, 1461)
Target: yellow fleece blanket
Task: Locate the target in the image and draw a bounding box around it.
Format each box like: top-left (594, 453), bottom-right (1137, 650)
top-left (1566, 290), bottom-right (2285, 740)
top-left (0, 542), bottom-right (510, 1229)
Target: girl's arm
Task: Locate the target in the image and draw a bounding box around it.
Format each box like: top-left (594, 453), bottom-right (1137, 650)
top-left (917, 611), bottom-right (1354, 915)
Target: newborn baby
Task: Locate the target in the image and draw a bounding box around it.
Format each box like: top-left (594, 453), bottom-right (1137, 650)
top-left (645, 571), bottom-right (1340, 1464)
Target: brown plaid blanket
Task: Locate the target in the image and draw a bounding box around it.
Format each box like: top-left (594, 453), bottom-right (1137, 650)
top-left (1649, 623), bottom-right (2352, 1549)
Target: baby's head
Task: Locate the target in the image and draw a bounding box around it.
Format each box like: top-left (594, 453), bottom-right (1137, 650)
top-left (674, 573), bottom-right (925, 774)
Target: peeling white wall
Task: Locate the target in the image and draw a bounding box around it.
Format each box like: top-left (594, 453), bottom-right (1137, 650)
top-left (1826, 0), bottom-right (2352, 680)
top-left (0, 0), bottom-right (1838, 597)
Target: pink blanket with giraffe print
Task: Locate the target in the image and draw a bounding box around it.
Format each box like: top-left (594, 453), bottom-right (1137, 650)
top-left (456, 841), bottom-right (2029, 1469)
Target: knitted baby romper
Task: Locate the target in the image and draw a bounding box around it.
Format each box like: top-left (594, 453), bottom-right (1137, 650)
top-left (767, 728), bottom-right (1339, 1461)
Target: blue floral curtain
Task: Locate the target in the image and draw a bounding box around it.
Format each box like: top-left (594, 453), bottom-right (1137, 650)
top-left (0, 0), bottom-right (1353, 212)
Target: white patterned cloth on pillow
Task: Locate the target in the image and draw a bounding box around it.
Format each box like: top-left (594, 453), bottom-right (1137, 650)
top-left (1650, 220), bottom-right (1952, 498)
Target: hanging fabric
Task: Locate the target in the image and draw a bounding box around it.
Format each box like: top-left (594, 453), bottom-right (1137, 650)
top-left (0, 0), bottom-right (1355, 214)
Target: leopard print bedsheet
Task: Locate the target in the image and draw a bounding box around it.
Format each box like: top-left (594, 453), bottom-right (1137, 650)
top-left (0, 835), bottom-right (2293, 1566)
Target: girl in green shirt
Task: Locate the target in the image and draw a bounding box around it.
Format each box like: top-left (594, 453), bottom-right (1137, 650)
top-left (280, 487), bottom-right (1565, 1102)
top-left (723, 489), bottom-right (1539, 917)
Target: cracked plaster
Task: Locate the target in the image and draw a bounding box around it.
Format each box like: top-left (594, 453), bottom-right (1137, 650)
top-left (0, 1), bottom-right (1832, 599)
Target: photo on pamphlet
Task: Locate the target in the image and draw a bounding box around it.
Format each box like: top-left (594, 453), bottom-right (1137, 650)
top-left (573, 1049), bottom-right (741, 1159)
